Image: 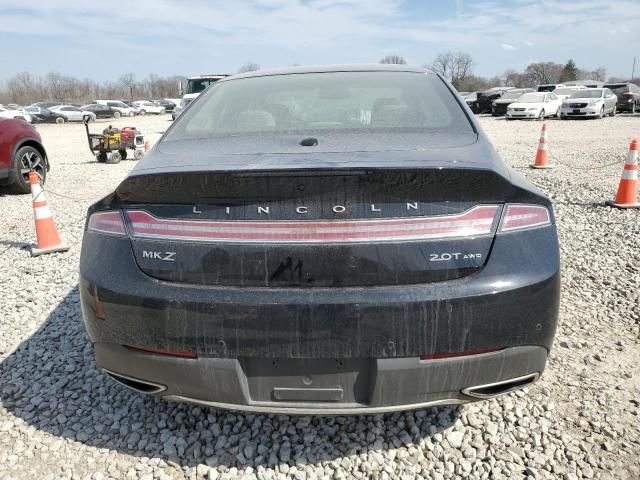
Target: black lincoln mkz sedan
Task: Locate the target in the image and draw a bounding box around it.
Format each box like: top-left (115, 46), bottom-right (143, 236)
top-left (80, 65), bottom-right (560, 414)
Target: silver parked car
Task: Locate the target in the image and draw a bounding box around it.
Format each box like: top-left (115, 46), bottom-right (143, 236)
top-left (50, 105), bottom-right (97, 122)
top-left (559, 88), bottom-right (618, 119)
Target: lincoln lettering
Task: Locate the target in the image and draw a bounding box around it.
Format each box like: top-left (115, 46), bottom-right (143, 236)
top-left (190, 202), bottom-right (424, 216)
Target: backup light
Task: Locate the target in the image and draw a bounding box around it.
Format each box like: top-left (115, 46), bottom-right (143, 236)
top-left (499, 204), bottom-right (550, 232)
top-left (87, 211), bottom-right (126, 236)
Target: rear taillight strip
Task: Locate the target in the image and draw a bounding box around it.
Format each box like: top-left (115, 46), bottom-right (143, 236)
top-left (499, 204), bottom-right (551, 232)
top-left (87, 211), bottom-right (127, 236)
top-left (126, 206), bottom-right (500, 244)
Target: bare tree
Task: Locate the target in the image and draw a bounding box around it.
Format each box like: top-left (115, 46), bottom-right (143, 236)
top-left (455, 75), bottom-right (494, 92)
top-left (6, 72), bottom-right (35, 105)
top-left (524, 62), bottom-right (564, 85)
top-left (238, 62), bottom-right (260, 73)
top-left (591, 67), bottom-right (607, 81)
top-left (380, 55), bottom-right (407, 65)
top-left (502, 69), bottom-right (529, 88)
top-left (452, 53), bottom-right (474, 82)
top-left (119, 73), bottom-right (136, 102)
top-left (430, 51), bottom-right (475, 88)
top-left (46, 72), bottom-right (65, 101)
top-left (430, 52), bottom-right (454, 79)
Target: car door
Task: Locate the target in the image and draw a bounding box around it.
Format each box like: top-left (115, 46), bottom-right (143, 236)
top-left (92, 106), bottom-right (105, 118)
top-left (546, 93), bottom-right (560, 115)
top-left (603, 89), bottom-right (616, 112)
top-left (61, 107), bottom-right (81, 121)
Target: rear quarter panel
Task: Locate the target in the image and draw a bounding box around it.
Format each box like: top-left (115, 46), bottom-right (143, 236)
top-left (0, 119), bottom-right (44, 173)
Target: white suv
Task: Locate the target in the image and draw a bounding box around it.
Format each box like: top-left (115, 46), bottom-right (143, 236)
top-left (132, 101), bottom-right (164, 115)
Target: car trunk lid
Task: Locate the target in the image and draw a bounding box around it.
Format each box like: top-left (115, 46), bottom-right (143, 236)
top-left (113, 163), bottom-right (531, 287)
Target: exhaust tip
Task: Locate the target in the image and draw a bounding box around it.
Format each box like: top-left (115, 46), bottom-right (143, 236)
top-left (462, 372), bottom-right (539, 399)
top-left (103, 369), bottom-right (167, 395)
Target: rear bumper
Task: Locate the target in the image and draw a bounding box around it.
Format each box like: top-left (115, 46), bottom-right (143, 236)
top-left (96, 343), bottom-right (547, 414)
top-left (491, 105), bottom-right (509, 116)
top-left (80, 225), bottom-right (560, 412)
top-left (616, 102), bottom-right (636, 112)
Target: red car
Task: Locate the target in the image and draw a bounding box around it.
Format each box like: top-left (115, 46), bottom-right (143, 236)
top-left (0, 118), bottom-right (49, 193)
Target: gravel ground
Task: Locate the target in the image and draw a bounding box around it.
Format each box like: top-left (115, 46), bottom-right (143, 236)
top-left (0, 113), bottom-right (639, 480)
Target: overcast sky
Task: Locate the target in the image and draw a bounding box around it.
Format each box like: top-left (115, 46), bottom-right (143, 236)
top-left (0, 0), bottom-right (638, 81)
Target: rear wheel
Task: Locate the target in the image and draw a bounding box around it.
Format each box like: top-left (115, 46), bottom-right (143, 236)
top-left (610, 105), bottom-right (616, 117)
top-left (631, 103), bottom-right (636, 114)
top-left (599, 106), bottom-right (604, 119)
top-left (138, 110), bottom-right (146, 116)
top-left (113, 111), bottom-right (121, 119)
top-left (128, 111), bottom-right (135, 117)
top-left (10, 145), bottom-right (46, 194)
top-left (538, 109), bottom-right (545, 120)
top-left (96, 152), bottom-right (107, 163)
top-left (55, 116), bottom-right (65, 124)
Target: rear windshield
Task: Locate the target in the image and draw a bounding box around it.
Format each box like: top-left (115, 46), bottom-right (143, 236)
top-left (165, 71), bottom-right (473, 139)
top-left (501, 91), bottom-right (527, 100)
top-left (603, 84), bottom-right (628, 93)
top-left (518, 93), bottom-right (546, 103)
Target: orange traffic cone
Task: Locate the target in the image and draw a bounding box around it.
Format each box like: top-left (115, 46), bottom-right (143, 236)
top-left (29, 171), bottom-right (69, 256)
top-left (606, 139), bottom-right (639, 209)
top-left (531, 123), bottom-right (552, 169)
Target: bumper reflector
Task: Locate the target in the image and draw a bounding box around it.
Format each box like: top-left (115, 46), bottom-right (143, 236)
top-left (125, 344), bottom-right (197, 359)
top-left (420, 348), bottom-right (500, 360)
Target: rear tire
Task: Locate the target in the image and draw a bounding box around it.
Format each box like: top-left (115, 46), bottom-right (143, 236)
top-left (138, 110), bottom-right (146, 116)
top-left (55, 116), bottom-right (65, 124)
top-left (128, 111), bottom-right (135, 117)
top-left (9, 145), bottom-right (46, 194)
top-left (96, 152), bottom-right (107, 163)
top-left (610, 105), bottom-right (616, 117)
top-left (113, 111), bottom-right (121, 119)
top-left (599, 106), bottom-right (604, 119)
top-left (538, 109), bottom-right (545, 120)
top-left (631, 103), bottom-right (636, 114)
